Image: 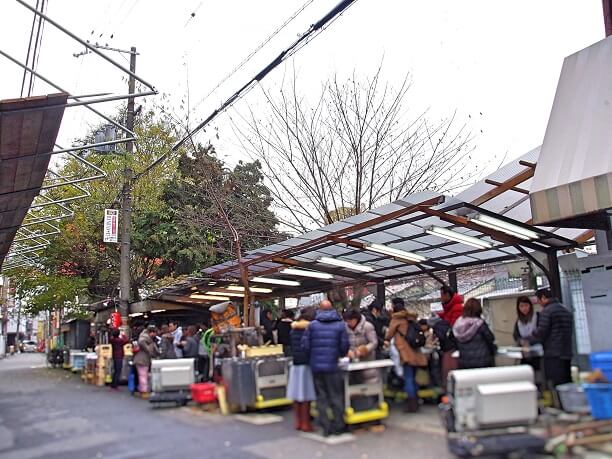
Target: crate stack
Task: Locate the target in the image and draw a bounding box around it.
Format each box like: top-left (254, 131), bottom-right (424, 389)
top-left (584, 352), bottom-right (612, 420)
top-left (96, 344), bottom-right (112, 386)
top-left (83, 353), bottom-right (98, 384)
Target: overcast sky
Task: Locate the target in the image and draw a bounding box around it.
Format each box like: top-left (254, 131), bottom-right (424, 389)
top-left (0, 0), bottom-right (606, 176)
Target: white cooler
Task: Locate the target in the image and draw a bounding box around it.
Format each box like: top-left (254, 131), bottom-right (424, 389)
top-left (151, 358), bottom-right (195, 392)
top-left (476, 381), bottom-right (538, 429)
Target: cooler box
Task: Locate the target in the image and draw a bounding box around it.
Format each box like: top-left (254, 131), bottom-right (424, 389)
top-left (70, 351), bottom-right (88, 372)
top-left (191, 383), bottom-right (217, 404)
top-left (151, 358), bottom-right (195, 392)
top-left (590, 351), bottom-right (612, 382)
top-left (475, 381), bottom-right (538, 429)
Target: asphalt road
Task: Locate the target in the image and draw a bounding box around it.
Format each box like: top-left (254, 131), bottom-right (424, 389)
top-left (0, 353), bottom-right (453, 459)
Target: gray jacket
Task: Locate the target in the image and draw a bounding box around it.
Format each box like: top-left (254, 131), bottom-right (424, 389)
top-left (347, 316), bottom-right (378, 361)
top-left (133, 330), bottom-right (159, 368)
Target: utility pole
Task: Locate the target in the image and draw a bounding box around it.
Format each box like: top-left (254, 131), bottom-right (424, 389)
top-left (120, 47), bottom-right (137, 330)
top-left (74, 44), bottom-right (138, 331)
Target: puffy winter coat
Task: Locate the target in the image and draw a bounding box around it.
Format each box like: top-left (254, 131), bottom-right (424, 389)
top-left (290, 319), bottom-right (310, 366)
top-left (133, 330), bottom-right (159, 368)
top-left (439, 293), bottom-right (464, 326)
top-left (453, 317), bottom-right (496, 369)
top-left (302, 309), bottom-right (349, 373)
top-left (347, 316), bottom-right (378, 361)
top-left (385, 310), bottom-right (428, 367)
top-left (530, 299), bottom-right (573, 359)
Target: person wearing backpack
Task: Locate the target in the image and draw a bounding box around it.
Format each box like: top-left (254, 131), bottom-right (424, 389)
top-left (453, 298), bottom-right (497, 369)
top-left (384, 299), bottom-right (427, 412)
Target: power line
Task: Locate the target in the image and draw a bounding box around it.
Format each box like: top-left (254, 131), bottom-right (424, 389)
top-left (190, 0), bottom-right (315, 115)
top-left (135, 0), bottom-right (359, 182)
top-left (27, 0), bottom-right (48, 97)
top-left (20, 0), bottom-right (40, 98)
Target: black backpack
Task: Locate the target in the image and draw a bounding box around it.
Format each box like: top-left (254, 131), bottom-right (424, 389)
top-left (432, 319), bottom-right (457, 352)
top-left (405, 322), bottom-right (426, 349)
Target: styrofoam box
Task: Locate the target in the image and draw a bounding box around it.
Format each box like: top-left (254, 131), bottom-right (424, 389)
top-left (476, 381), bottom-right (538, 428)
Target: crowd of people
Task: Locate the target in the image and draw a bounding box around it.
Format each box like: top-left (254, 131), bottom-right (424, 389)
top-left (107, 322), bottom-right (210, 398)
top-left (101, 284), bottom-right (573, 436)
top-left (281, 285), bottom-right (573, 437)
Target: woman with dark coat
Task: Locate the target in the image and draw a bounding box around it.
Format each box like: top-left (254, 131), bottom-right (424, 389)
top-left (453, 298), bottom-right (497, 369)
top-left (287, 307), bottom-right (316, 432)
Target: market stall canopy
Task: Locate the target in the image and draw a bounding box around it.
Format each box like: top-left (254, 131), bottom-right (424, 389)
top-left (0, 93), bottom-right (68, 270)
top-left (151, 149), bottom-right (587, 305)
top-left (530, 36), bottom-right (612, 227)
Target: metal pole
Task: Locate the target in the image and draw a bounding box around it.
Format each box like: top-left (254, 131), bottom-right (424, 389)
top-left (447, 270), bottom-right (458, 292)
top-left (15, 299), bottom-right (21, 353)
top-left (604, 0), bottom-right (612, 37)
top-left (376, 281), bottom-right (385, 305)
top-left (119, 47), bottom-right (136, 329)
top-left (546, 251), bottom-right (562, 302)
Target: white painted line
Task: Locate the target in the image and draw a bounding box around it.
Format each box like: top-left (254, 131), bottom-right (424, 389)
top-left (234, 413), bottom-right (284, 425)
top-left (300, 432), bottom-right (356, 445)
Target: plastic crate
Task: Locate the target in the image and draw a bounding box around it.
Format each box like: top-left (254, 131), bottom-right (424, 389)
top-left (589, 351), bottom-right (612, 382)
top-left (190, 383), bottom-right (217, 404)
top-left (583, 384), bottom-right (612, 420)
top-left (556, 383), bottom-right (590, 414)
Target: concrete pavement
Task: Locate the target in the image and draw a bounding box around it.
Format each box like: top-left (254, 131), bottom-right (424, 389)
top-left (0, 353), bottom-right (452, 459)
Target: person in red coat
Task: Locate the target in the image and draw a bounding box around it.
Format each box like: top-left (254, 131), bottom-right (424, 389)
top-left (439, 285), bottom-right (464, 326)
top-left (438, 285), bottom-right (464, 391)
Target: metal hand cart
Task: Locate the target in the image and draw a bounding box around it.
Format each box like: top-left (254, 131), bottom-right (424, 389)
top-left (341, 359), bottom-right (393, 425)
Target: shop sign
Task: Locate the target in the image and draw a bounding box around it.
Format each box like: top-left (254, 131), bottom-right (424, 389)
top-left (103, 209), bottom-right (119, 243)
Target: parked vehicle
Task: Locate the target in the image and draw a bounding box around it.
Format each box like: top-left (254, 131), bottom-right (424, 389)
top-left (21, 340), bottom-right (38, 353)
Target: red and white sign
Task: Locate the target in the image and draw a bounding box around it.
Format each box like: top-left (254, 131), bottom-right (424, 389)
top-left (103, 209), bottom-right (119, 243)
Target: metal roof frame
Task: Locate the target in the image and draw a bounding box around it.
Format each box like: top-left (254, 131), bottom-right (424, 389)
top-left (149, 151), bottom-right (588, 307)
top-left (0, 1), bottom-right (159, 271)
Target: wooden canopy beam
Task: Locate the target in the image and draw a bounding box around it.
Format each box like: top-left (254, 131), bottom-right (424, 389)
top-left (485, 179), bottom-right (530, 195)
top-left (471, 167), bottom-right (534, 207)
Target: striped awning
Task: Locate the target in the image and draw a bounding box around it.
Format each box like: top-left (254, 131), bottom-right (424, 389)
top-left (530, 36), bottom-right (612, 226)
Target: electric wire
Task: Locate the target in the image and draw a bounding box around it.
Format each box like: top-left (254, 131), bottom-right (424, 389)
top-left (20, 0), bottom-right (40, 98)
top-left (190, 0), bottom-right (315, 115)
top-left (27, 0), bottom-right (48, 97)
top-left (135, 0), bottom-right (359, 183)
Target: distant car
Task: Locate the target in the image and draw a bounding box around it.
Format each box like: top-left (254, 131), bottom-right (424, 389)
top-left (20, 340), bottom-right (38, 353)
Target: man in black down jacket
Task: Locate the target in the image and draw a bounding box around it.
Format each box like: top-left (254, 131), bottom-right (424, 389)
top-left (531, 288), bottom-right (573, 389)
top-left (302, 299), bottom-right (349, 436)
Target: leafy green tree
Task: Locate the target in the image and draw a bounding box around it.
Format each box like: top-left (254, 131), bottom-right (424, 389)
top-left (10, 267), bottom-right (88, 318)
top-left (24, 108), bottom-right (181, 301)
top-left (132, 144), bottom-right (286, 279)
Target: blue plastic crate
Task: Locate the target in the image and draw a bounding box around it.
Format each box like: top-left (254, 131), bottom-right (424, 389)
top-left (583, 384), bottom-right (612, 420)
top-left (590, 351), bottom-right (612, 382)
